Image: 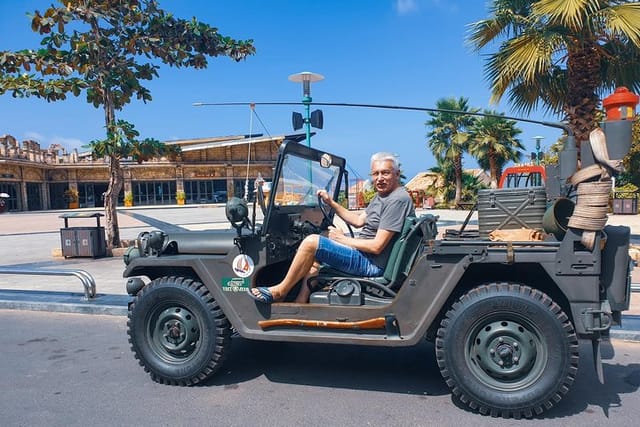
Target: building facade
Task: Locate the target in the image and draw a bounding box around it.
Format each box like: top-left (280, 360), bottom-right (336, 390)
top-left (0, 133), bottom-right (292, 212)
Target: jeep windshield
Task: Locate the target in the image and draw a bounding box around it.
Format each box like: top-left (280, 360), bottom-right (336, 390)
top-left (273, 154), bottom-right (341, 206)
top-left (261, 140), bottom-right (347, 234)
top-left (269, 141), bottom-right (346, 208)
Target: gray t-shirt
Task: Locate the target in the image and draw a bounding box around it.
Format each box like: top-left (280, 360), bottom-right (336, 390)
top-left (359, 186), bottom-right (415, 269)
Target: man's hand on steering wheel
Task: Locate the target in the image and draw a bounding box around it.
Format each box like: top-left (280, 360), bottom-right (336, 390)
top-left (317, 189), bottom-right (355, 238)
top-left (317, 189), bottom-right (334, 229)
top-left (317, 189), bottom-right (331, 205)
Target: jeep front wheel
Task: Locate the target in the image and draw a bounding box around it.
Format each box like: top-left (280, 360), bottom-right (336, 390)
top-left (127, 276), bottom-right (231, 386)
top-left (435, 283), bottom-right (579, 418)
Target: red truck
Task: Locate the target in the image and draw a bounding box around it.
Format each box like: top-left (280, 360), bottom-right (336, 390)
top-left (498, 164), bottom-right (546, 189)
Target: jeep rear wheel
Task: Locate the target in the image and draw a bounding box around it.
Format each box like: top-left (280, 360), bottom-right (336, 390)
top-left (127, 276), bottom-right (231, 386)
top-left (435, 283), bottom-right (579, 418)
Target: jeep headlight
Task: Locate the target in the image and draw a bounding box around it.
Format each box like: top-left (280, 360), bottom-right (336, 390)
top-left (137, 230), bottom-right (167, 256)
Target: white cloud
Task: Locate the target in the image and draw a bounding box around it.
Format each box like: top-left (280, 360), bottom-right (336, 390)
top-left (23, 131), bottom-right (44, 141)
top-left (395, 0), bottom-right (418, 15)
top-left (397, 0), bottom-right (459, 15)
top-left (51, 136), bottom-right (85, 150)
top-left (427, 0), bottom-right (459, 14)
top-left (22, 131), bottom-right (85, 150)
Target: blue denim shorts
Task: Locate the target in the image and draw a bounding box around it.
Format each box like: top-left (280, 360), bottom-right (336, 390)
top-left (315, 236), bottom-right (383, 277)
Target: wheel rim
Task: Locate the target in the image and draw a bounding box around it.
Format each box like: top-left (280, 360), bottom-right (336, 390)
top-left (147, 305), bottom-right (201, 362)
top-left (466, 317), bottom-right (546, 390)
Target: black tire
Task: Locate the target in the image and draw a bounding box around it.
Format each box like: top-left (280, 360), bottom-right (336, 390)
top-left (435, 283), bottom-right (579, 418)
top-left (127, 276), bottom-right (231, 386)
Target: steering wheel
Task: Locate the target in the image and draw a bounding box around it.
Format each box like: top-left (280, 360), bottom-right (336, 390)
top-left (318, 194), bottom-right (354, 238)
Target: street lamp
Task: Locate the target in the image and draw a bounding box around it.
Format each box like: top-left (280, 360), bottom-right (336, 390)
top-left (533, 136), bottom-right (544, 165)
top-left (288, 71), bottom-right (324, 147)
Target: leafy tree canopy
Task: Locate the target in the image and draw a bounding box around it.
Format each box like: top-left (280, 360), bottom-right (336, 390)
top-left (468, 110), bottom-right (524, 187)
top-left (86, 119), bottom-right (181, 164)
top-left (0, 0), bottom-right (255, 108)
top-left (0, 0), bottom-right (255, 249)
top-left (468, 0), bottom-right (640, 145)
top-left (426, 97), bottom-right (478, 204)
top-left (620, 117), bottom-right (640, 186)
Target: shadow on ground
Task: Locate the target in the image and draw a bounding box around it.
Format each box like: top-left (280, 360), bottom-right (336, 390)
top-left (205, 338), bottom-right (448, 397)
top-left (205, 338), bottom-right (640, 419)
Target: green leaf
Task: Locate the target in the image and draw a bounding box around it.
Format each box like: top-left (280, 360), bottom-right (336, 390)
top-left (2, 0), bottom-right (256, 246)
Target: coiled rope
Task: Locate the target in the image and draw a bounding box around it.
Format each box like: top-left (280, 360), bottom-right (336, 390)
top-left (567, 128), bottom-right (619, 250)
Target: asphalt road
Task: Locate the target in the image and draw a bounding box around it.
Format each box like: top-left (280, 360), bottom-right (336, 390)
top-left (2, 309), bottom-right (639, 427)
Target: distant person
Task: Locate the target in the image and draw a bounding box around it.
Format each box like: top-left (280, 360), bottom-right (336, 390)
top-left (0, 192), bottom-right (9, 214)
top-left (248, 151), bottom-right (415, 303)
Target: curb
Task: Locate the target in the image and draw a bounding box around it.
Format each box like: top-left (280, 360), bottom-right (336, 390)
top-left (610, 315), bottom-right (640, 342)
top-left (609, 330), bottom-right (640, 341)
top-left (0, 289), bottom-right (128, 316)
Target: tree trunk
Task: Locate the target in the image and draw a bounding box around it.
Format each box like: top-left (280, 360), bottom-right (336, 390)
top-left (104, 154), bottom-right (122, 249)
top-left (454, 155), bottom-right (462, 205)
top-left (489, 149), bottom-right (498, 189)
top-left (565, 37), bottom-right (601, 153)
top-left (102, 91), bottom-right (122, 250)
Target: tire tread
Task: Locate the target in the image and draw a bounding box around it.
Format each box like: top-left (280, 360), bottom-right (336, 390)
top-left (127, 276), bottom-right (231, 386)
top-left (435, 282), bottom-right (579, 418)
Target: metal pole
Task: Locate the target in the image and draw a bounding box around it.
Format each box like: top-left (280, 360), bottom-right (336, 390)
top-left (288, 72), bottom-right (324, 148)
top-left (303, 94), bottom-right (312, 147)
top-left (533, 136), bottom-right (544, 165)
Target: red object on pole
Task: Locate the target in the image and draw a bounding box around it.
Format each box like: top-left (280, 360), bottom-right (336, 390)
top-left (603, 87), bottom-right (639, 121)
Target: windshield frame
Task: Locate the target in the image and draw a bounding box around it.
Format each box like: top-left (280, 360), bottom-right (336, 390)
top-left (262, 140), bottom-right (347, 233)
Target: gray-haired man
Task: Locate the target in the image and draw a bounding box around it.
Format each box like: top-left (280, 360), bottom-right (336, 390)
top-left (248, 152), bottom-right (415, 303)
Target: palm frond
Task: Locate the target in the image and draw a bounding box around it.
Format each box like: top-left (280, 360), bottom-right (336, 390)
top-left (600, 3), bottom-right (640, 47)
top-left (507, 69), bottom-right (567, 115)
top-left (533, 0), bottom-right (600, 30)
top-left (599, 39), bottom-right (640, 93)
top-left (467, 0), bottom-right (536, 50)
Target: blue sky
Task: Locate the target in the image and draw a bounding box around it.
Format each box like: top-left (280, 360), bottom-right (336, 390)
top-left (0, 0), bottom-right (565, 181)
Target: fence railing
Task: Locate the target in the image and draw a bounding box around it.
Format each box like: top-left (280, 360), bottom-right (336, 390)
top-left (0, 267), bottom-right (96, 299)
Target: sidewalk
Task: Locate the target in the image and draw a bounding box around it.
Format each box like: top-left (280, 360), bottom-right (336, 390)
top-left (0, 206), bottom-right (638, 340)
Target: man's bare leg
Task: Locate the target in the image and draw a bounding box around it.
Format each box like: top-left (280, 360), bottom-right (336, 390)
top-left (294, 262), bottom-right (320, 303)
top-left (250, 234), bottom-right (319, 301)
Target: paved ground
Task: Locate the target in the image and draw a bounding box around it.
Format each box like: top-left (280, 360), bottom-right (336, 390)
top-left (0, 204), bottom-right (638, 339)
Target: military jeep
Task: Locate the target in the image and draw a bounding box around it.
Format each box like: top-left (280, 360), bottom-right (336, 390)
top-left (124, 126), bottom-right (632, 418)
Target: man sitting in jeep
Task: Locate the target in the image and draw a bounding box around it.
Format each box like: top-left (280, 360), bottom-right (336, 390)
top-left (247, 151), bottom-right (415, 304)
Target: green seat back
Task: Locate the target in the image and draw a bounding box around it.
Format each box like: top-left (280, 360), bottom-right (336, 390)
top-left (317, 214), bottom-right (437, 289)
top-left (382, 214), bottom-right (436, 287)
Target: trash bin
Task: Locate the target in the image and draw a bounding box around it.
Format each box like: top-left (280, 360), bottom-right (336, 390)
top-left (59, 212), bottom-right (107, 257)
top-left (612, 191), bottom-right (638, 215)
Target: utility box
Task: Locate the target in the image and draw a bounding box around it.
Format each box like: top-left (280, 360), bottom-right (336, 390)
top-left (612, 192), bottom-right (638, 215)
top-left (59, 212), bottom-right (107, 258)
top-left (478, 187), bottom-right (547, 239)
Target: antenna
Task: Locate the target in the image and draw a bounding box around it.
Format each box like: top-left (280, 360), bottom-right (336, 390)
top-left (193, 101), bottom-right (573, 136)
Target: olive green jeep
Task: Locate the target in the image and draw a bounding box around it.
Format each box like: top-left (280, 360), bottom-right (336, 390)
top-left (124, 134), bottom-right (631, 418)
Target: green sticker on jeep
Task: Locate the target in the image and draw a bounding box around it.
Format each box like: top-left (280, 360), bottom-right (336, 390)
top-left (222, 277), bottom-right (250, 292)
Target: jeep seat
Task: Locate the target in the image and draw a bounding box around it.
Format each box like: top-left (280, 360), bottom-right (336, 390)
top-left (311, 214), bottom-right (438, 298)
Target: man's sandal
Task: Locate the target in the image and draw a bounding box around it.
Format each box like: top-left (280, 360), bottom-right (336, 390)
top-left (247, 287), bottom-right (275, 304)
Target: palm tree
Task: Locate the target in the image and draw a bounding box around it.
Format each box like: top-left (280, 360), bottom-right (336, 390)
top-left (426, 97), bottom-right (477, 205)
top-left (428, 157), bottom-right (456, 204)
top-left (428, 156), bottom-right (487, 204)
top-left (469, 111), bottom-right (524, 188)
top-left (461, 172), bottom-right (489, 202)
top-left (468, 0), bottom-right (640, 147)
